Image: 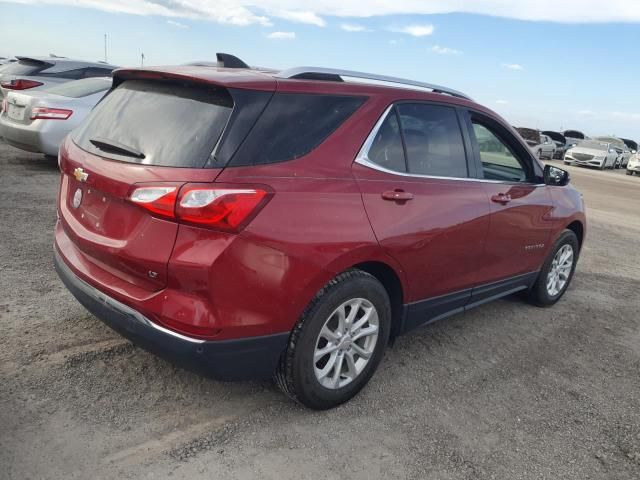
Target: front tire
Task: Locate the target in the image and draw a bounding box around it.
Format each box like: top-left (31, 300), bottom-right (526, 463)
top-left (528, 230), bottom-right (579, 307)
top-left (275, 270), bottom-right (391, 410)
top-left (627, 170), bottom-right (634, 176)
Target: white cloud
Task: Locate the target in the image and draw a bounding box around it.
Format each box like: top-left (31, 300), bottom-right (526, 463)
top-left (390, 24), bottom-right (434, 37)
top-left (496, 100), bottom-right (509, 104)
top-left (502, 63), bottom-right (524, 70)
top-left (167, 19), bottom-right (188, 29)
top-left (8, 1), bottom-right (640, 26)
top-left (267, 31), bottom-right (296, 39)
top-left (273, 10), bottom-right (325, 26)
top-left (431, 45), bottom-right (462, 55)
top-left (340, 23), bottom-right (370, 32)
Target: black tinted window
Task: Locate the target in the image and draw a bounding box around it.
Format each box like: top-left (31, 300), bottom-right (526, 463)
top-left (230, 93), bottom-right (365, 166)
top-left (367, 110), bottom-right (406, 172)
top-left (72, 80), bottom-right (233, 167)
top-left (396, 104), bottom-right (467, 177)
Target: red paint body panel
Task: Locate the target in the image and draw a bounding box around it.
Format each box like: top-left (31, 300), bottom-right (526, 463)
top-left (54, 65), bottom-right (586, 345)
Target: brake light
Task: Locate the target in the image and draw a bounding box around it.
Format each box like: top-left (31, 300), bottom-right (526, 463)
top-left (1, 79), bottom-right (43, 90)
top-left (31, 107), bottom-right (73, 120)
top-left (127, 183), bottom-right (270, 232)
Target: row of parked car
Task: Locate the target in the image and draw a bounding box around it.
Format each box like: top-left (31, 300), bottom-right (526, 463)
top-left (515, 127), bottom-right (640, 176)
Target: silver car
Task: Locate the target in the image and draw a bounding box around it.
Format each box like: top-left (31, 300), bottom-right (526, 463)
top-left (0, 77), bottom-right (112, 157)
top-left (564, 140), bottom-right (619, 170)
top-left (0, 56), bottom-right (116, 99)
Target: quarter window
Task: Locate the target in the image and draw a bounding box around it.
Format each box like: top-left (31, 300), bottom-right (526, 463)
top-left (472, 122), bottom-right (527, 182)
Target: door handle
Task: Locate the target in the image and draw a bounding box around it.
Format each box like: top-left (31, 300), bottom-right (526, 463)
top-left (382, 190), bottom-right (414, 201)
top-left (491, 193), bottom-right (512, 204)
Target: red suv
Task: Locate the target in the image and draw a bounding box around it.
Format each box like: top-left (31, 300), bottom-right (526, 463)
top-left (54, 55), bottom-right (586, 409)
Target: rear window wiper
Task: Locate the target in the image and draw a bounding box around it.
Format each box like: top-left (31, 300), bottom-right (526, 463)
top-left (89, 137), bottom-right (145, 159)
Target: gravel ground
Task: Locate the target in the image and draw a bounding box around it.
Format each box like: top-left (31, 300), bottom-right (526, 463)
top-left (1, 142), bottom-right (639, 480)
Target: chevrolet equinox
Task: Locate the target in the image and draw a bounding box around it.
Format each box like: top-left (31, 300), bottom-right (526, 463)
top-left (54, 54), bottom-right (586, 409)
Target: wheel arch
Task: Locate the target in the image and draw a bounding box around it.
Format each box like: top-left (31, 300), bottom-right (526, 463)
top-left (566, 220), bottom-right (584, 249)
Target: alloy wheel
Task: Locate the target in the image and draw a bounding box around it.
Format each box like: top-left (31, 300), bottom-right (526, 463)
top-left (546, 244), bottom-right (574, 296)
top-left (313, 298), bottom-right (379, 389)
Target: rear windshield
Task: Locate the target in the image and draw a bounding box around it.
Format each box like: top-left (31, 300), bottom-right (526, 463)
top-left (229, 93), bottom-right (366, 166)
top-left (72, 80), bottom-right (233, 167)
top-left (44, 77), bottom-right (111, 98)
top-left (0, 60), bottom-right (49, 76)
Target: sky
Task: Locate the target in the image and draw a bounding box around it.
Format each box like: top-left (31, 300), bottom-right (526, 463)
top-left (1, 0), bottom-right (639, 139)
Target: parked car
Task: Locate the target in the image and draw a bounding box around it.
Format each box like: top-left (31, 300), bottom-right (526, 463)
top-left (620, 138), bottom-right (638, 168)
top-left (563, 130), bottom-right (588, 142)
top-left (593, 136), bottom-right (630, 169)
top-left (626, 153), bottom-right (640, 175)
top-left (0, 56), bottom-right (16, 65)
top-left (564, 140), bottom-right (618, 169)
top-left (54, 58), bottom-right (586, 409)
top-left (541, 130), bottom-right (576, 159)
top-left (0, 56), bottom-right (116, 99)
top-left (0, 77), bottom-right (112, 157)
top-left (515, 128), bottom-right (555, 160)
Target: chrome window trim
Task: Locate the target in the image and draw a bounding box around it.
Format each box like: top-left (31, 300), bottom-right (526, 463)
top-left (354, 105), bottom-right (544, 187)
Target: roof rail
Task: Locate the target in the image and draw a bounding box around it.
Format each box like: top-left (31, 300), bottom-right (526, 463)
top-left (275, 67), bottom-right (472, 100)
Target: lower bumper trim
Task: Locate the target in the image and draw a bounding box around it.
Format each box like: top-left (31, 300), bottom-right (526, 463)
top-left (54, 248), bottom-right (289, 381)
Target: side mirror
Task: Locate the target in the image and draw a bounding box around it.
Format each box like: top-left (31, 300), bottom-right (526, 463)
top-left (544, 164), bottom-right (570, 186)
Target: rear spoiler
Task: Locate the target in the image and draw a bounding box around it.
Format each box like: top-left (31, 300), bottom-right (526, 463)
top-left (14, 56), bottom-right (54, 67)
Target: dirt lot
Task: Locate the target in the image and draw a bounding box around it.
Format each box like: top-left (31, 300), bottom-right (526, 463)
top-left (1, 141), bottom-right (639, 480)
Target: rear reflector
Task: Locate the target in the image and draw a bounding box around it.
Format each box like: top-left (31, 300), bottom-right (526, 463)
top-left (31, 107), bottom-right (73, 120)
top-left (128, 183), bottom-right (270, 232)
top-left (1, 79), bottom-right (44, 90)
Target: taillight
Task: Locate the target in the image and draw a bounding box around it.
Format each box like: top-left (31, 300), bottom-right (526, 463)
top-left (30, 107), bottom-right (73, 120)
top-left (128, 185), bottom-right (179, 218)
top-left (1, 79), bottom-right (43, 90)
top-left (128, 183), bottom-right (271, 232)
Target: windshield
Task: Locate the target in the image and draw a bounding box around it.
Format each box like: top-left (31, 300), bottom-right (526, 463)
top-left (579, 140), bottom-right (608, 151)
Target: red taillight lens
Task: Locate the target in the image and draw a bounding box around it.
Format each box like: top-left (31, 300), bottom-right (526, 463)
top-left (176, 185), bottom-right (268, 231)
top-left (127, 183), bottom-right (270, 232)
top-left (129, 185), bottom-right (179, 218)
top-left (1, 79), bottom-right (43, 90)
top-left (31, 107), bottom-right (73, 120)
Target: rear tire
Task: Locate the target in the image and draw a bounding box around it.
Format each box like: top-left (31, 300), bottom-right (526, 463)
top-left (275, 270), bottom-right (391, 410)
top-left (528, 230), bottom-right (579, 307)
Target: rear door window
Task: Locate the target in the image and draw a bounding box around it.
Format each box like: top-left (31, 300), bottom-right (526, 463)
top-left (229, 93), bottom-right (365, 166)
top-left (396, 104), bottom-right (468, 178)
top-left (72, 80), bottom-right (233, 167)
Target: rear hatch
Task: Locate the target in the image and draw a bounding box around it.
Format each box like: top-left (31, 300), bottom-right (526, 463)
top-left (58, 73), bottom-right (274, 291)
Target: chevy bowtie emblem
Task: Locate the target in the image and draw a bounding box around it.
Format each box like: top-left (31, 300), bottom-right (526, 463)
top-left (73, 167), bottom-right (89, 182)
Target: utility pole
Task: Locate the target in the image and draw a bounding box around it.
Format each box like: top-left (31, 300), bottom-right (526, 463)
top-left (141, 53), bottom-right (145, 67)
top-left (104, 34), bottom-right (108, 63)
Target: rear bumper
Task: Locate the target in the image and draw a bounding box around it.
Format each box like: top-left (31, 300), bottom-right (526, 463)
top-left (0, 114), bottom-right (64, 156)
top-left (54, 248), bottom-right (289, 381)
